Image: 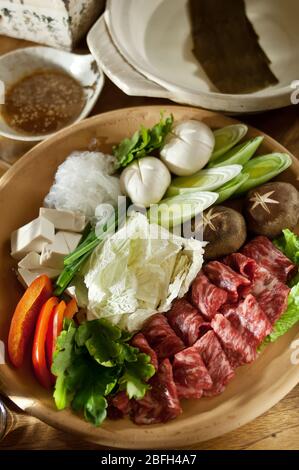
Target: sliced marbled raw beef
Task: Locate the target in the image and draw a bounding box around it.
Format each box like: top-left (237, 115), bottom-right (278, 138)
top-left (242, 236), bottom-right (296, 283)
top-left (191, 271), bottom-right (228, 319)
top-left (167, 298), bottom-right (210, 346)
top-left (224, 252), bottom-right (258, 279)
top-left (211, 314), bottom-right (257, 368)
top-left (131, 332), bottom-right (159, 370)
top-left (251, 270), bottom-right (290, 325)
top-left (132, 359), bottom-right (182, 425)
top-left (204, 261), bottom-right (251, 303)
top-left (173, 346), bottom-right (213, 399)
top-left (225, 252), bottom-right (290, 324)
top-left (111, 233), bottom-right (296, 426)
top-left (108, 391), bottom-right (131, 419)
top-left (194, 330), bottom-right (234, 396)
top-left (142, 313), bottom-right (184, 360)
top-left (221, 294), bottom-right (272, 347)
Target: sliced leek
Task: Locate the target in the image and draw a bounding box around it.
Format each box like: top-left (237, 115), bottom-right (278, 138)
top-left (215, 173), bottom-right (250, 204)
top-left (234, 153), bottom-right (292, 196)
top-left (211, 124), bottom-right (248, 161)
top-left (209, 136), bottom-right (264, 168)
top-left (148, 191), bottom-right (219, 228)
top-left (166, 165), bottom-right (242, 197)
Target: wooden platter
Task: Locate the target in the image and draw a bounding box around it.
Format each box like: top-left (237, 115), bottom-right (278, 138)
top-left (0, 105), bottom-right (298, 449)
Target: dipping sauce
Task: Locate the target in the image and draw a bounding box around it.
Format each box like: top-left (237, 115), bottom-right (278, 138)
top-left (2, 69), bottom-right (86, 135)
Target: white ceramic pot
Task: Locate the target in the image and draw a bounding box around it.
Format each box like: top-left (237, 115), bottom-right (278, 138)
top-left (97, 0), bottom-right (299, 113)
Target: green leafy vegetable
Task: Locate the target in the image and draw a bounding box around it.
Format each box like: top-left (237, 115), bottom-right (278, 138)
top-left (261, 283), bottom-right (299, 347)
top-left (119, 353), bottom-right (155, 399)
top-left (274, 229), bottom-right (299, 287)
top-left (274, 229), bottom-right (299, 265)
top-left (52, 319), bottom-right (155, 426)
top-left (113, 114), bottom-right (174, 168)
top-left (76, 319), bottom-right (136, 367)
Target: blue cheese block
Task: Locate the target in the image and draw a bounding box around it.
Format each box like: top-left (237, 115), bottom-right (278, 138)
top-left (0, 0), bottom-right (105, 50)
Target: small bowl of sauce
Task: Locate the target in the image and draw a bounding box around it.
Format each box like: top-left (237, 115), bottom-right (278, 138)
top-left (0, 46), bottom-right (104, 141)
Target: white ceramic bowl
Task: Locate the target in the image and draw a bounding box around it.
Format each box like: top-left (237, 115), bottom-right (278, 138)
top-left (102, 0), bottom-right (299, 113)
top-left (0, 46), bottom-right (104, 141)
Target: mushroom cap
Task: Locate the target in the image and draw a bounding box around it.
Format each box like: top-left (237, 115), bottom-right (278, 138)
top-left (245, 182), bottom-right (299, 238)
top-left (198, 206), bottom-right (247, 260)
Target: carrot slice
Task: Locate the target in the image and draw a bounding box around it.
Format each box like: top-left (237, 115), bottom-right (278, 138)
top-left (8, 275), bottom-right (52, 368)
top-left (32, 297), bottom-right (58, 389)
top-left (64, 298), bottom-right (78, 319)
top-left (46, 300), bottom-right (66, 369)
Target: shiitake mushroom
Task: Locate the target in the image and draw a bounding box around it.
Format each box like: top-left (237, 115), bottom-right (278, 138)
top-left (245, 182), bottom-right (299, 238)
top-left (195, 206), bottom-right (247, 260)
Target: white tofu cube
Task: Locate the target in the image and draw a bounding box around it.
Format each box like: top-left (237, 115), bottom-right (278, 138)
top-left (32, 268), bottom-right (61, 279)
top-left (39, 208), bottom-right (86, 233)
top-left (17, 267), bottom-right (61, 288)
top-left (61, 231), bottom-right (82, 253)
top-left (18, 252), bottom-right (41, 270)
top-left (65, 286), bottom-right (77, 299)
top-left (40, 231), bottom-right (82, 270)
top-left (11, 217), bottom-right (55, 260)
top-left (17, 269), bottom-right (38, 289)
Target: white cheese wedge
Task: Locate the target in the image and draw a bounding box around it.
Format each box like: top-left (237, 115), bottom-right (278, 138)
top-left (18, 252), bottom-right (41, 270)
top-left (40, 231), bottom-right (82, 270)
top-left (17, 267), bottom-right (61, 288)
top-left (11, 217), bottom-right (55, 260)
top-left (39, 208), bottom-right (86, 232)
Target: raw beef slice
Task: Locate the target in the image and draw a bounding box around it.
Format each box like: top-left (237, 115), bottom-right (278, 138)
top-left (204, 261), bottom-right (251, 303)
top-left (131, 332), bottom-right (159, 370)
top-left (132, 359), bottom-right (182, 425)
top-left (194, 330), bottom-right (234, 396)
top-left (211, 314), bottom-right (257, 367)
top-left (191, 271), bottom-right (228, 319)
top-left (142, 314), bottom-right (184, 360)
top-left (108, 391), bottom-right (131, 419)
top-left (242, 236), bottom-right (296, 283)
top-left (225, 252), bottom-right (290, 324)
top-left (221, 294), bottom-right (272, 347)
top-left (173, 346), bottom-right (213, 399)
top-left (167, 298), bottom-right (210, 346)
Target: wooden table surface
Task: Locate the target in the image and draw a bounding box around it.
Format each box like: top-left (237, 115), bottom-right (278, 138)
top-left (1, 35), bottom-right (299, 451)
